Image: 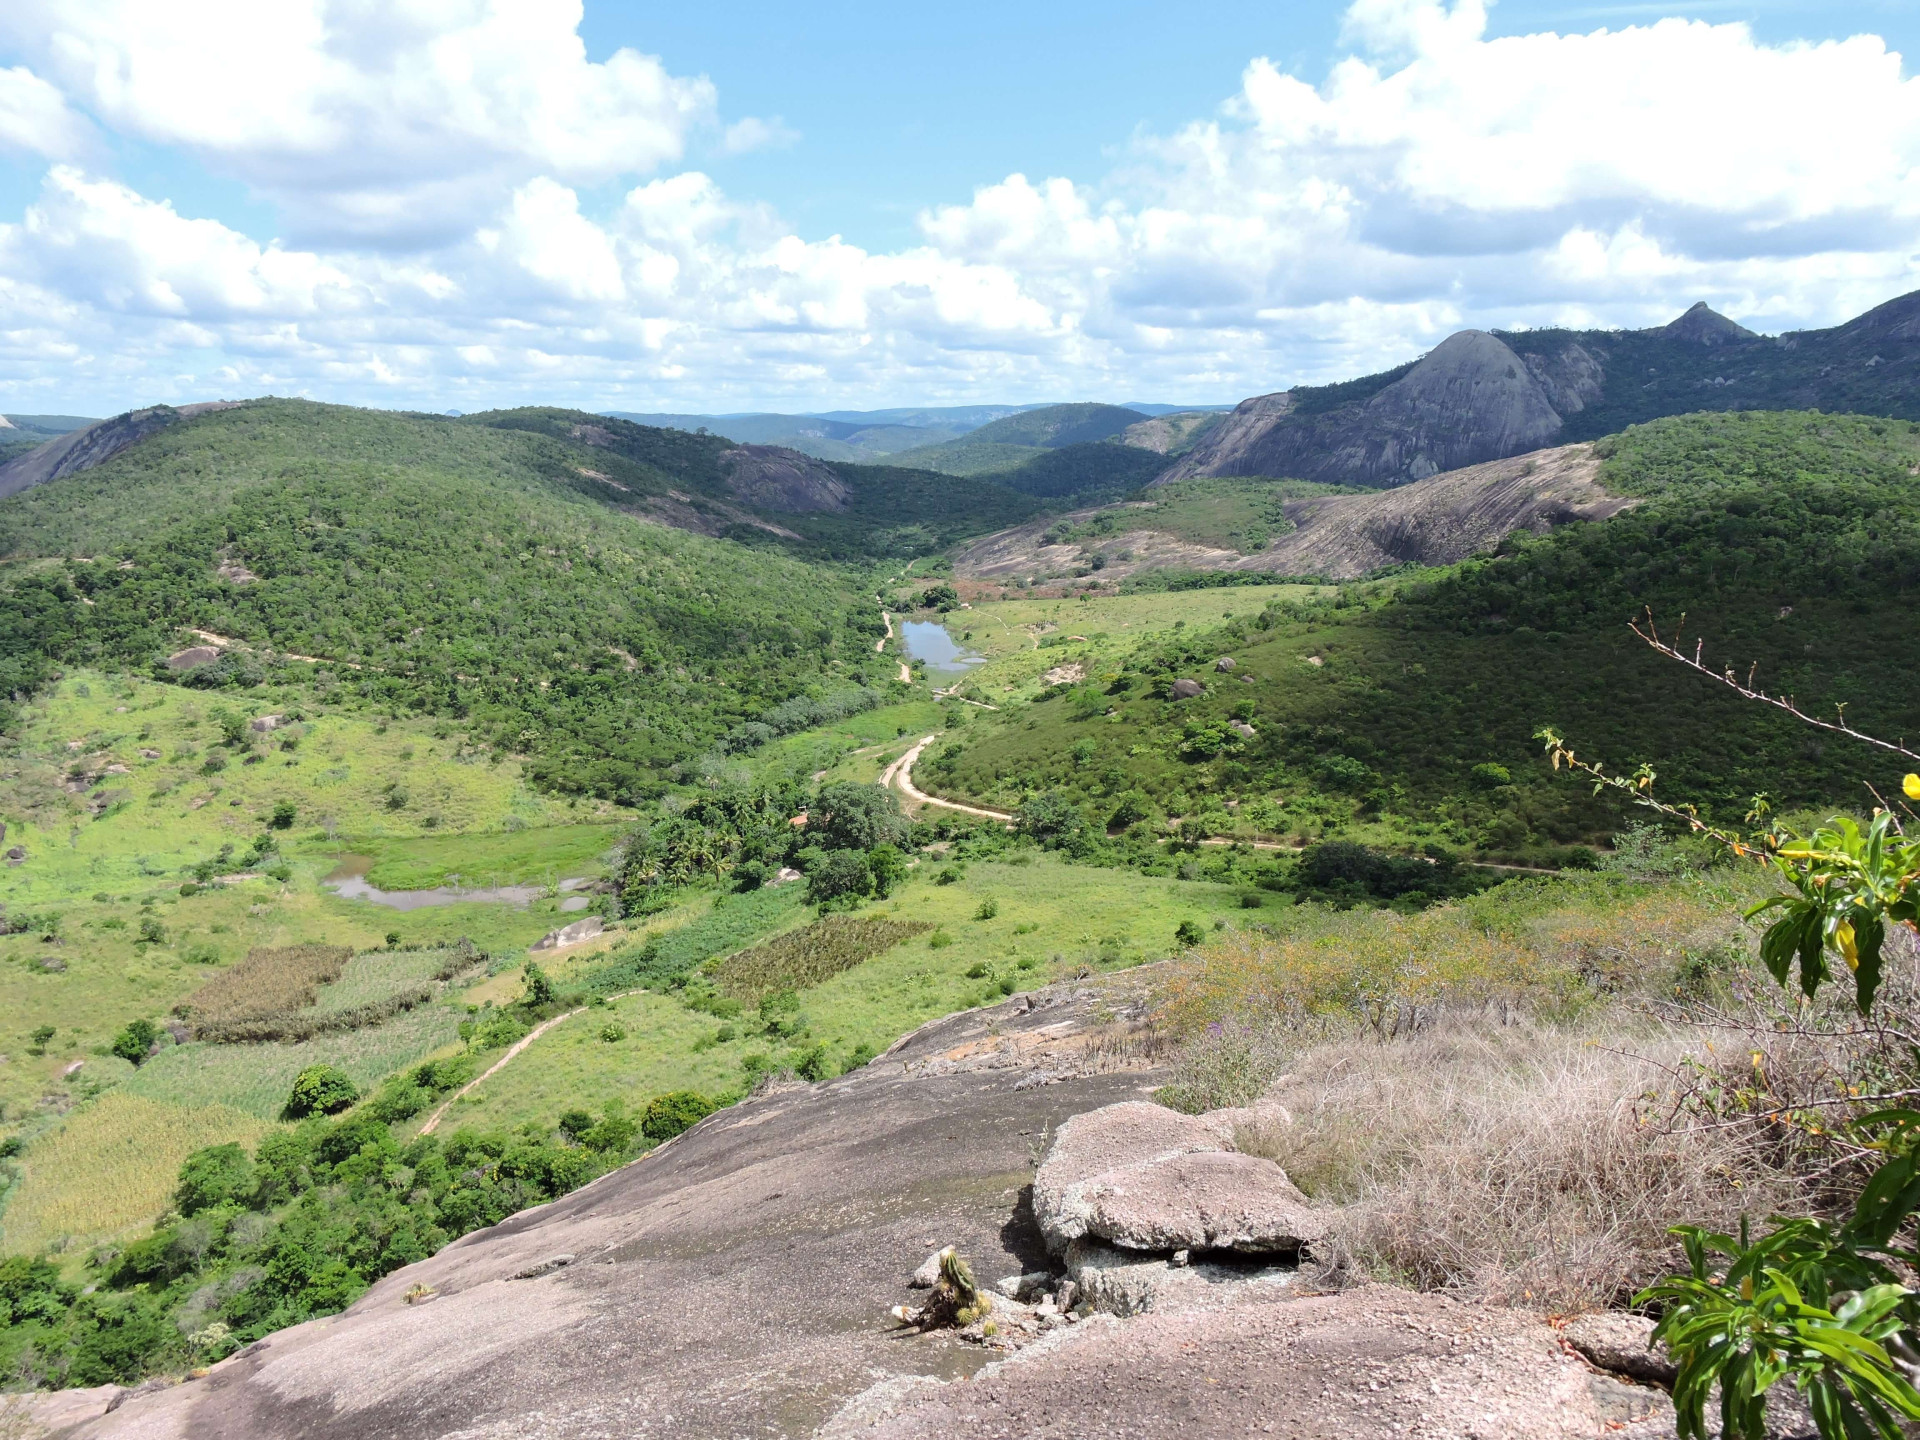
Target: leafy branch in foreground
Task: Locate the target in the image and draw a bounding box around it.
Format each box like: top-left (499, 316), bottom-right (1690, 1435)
top-left (1540, 617), bottom-right (1920, 1440)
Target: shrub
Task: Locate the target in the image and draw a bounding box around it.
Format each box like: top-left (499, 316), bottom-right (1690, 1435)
top-left (848, 1041), bottom-right (877, 1068)
top-left (136, 916), bottom-right (167, 946)
top-left (600, 1021), bottom-right (627, 1043)
top-left (794, 1045), bottom-right (835, 1082)
top-left (928, 929), bottom-right (954, 949)
top-left (269, 800), bottom-right (297, 829)
top-left (174, 1142), bottom-right (253, 1216)
top-left (110, 1018), bottom-right (159, 1066)
top-left (974, 897), bottom-right (998, 921)
top-left (522, 962), bottom-right (557, 1008)
top-left (641, 1091), bottom-right (716, 1142)
top-left (282, 1065), bottom-right (358, 1119)
top-left (1174, 920), bottom-right (1205, 948)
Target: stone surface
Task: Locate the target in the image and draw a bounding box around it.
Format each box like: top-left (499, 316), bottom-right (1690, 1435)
top-left (992, 1271), bottom-right (1053, 1301)
top-left (1213, 656), bottom-right (1236, 671)
top-left (1560, 1311), bottom-right (1676, 1385)
top-left (826, 1285), bottom-right (1631, 1440)
top-left (1032, 1101), bottom-right (1232, 1253)
top-left (1169, 678), bottom-right (1204, 699)
top-left (73, 980), bottom-right (1172, 1440)
top-left (1077, 1149), bottom-right (1324, 1253)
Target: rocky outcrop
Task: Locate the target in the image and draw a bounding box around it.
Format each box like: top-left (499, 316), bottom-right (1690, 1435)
top-left (1160, 331), bottom-right (1565, 488)
top-left (1660, 300), bottom-right (1757, 346)
top-left (717, 444), bottom-right (851, 512)
top-left (0, 402), bottom-right (240, 501)
top-left (953, 442), bottom-right (1629, 585)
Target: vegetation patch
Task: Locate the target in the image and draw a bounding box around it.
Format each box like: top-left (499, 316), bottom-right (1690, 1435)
top-left (710, 914), bottom-right (933, 1002)
top-left (178, 944), bottom-right (354, 1036)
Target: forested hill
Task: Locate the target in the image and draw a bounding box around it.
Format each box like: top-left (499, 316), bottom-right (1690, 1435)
top-left (929, 411), bottom-right (1920, 851)
top-left (0, 399), bottom-right (897, 802)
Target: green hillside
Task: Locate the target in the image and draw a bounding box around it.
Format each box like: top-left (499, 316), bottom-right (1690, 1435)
top-left (0, 400), bottom-right (891, 802)
top-left (964, 402), bottom-right (1145, 448)
top-left (922, 411), bottom-right (1920, 856)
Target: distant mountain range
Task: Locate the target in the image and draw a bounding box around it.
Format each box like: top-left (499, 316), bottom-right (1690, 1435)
top-left (603, 401), bottom-right (1231, 468)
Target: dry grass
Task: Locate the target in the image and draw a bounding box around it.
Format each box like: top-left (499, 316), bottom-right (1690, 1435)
top-left (179, 943), bottom-right (354, 1032)
top-left (2, 1093), bottom-right (267, 1256)
top-left (711, 914), bottom-right (932, 1001)
top-left (1235, 1020), bottom-right (1819, 1311)
top-left (1152, 872), bottom-right (1902, 1313)
top-left (1162, 878), bottom-right (1750, 1034)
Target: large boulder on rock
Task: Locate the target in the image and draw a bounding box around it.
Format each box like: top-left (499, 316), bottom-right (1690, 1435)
top-left (1074, 1150), bottom-right (1323, 1253)
top-left (1033, 1100), bottom-right (1323, 1259)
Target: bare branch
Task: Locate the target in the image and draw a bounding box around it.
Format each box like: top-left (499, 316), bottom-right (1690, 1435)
top-left (1632, 610), bottom-right (1920, 764)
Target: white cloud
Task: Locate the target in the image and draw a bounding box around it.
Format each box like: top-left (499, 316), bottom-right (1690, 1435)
top-left (1, 0), bottom-right (1919, 413)
top-left (0, 0), bottom-right (716, 243)
top-left (721, 116), bottom-right (799, 155)
top-left (0, 65), bottom-right (91, 160)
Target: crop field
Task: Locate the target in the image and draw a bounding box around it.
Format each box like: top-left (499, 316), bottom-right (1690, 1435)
top-left (313, 946), bottom-right (473, 1012)
top-left (180, 943), bottom-right (354, 1028)
top-left (711, 914), bottom-right (933, 1000)
top-left (439, 854), bottom-right (1250, 1133)
top-left (120, 1002), bottom-right (465, 1120)
top-left (2, 1094), bottom-right (269, 1256)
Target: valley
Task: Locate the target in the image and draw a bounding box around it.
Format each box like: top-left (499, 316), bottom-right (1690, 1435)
top-left (4, 291), bottom-right (1920, 1437)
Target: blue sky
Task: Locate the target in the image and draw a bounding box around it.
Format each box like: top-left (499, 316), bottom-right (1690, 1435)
top-left (0, 0), bottom-right (1916, 415)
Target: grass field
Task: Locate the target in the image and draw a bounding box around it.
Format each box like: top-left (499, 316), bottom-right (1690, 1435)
top-left (3, 1094), bottom-right (269, 1255)
top-left (1044, 479), bottom-right (1358, 554)
top-left (434, 854), bottom-right (1251, 1133)
top-left (745, 700), bottom-right (945, 784)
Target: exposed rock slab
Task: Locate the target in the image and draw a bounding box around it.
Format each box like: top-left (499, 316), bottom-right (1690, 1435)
top-left (72, 981), bottom-right (1172, 1440)
top-left (825, 1285), bottom-right (1655, 1440)
top-left (718, 444), bottom-right (851, 512)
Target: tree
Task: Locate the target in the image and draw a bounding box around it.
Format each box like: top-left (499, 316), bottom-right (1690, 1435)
top-left (522, 961), bottom-right (557, 1008)
top-left (807, 782), bottom-right (906, 852)
top-left (1016, 789), bottom-right (1085, 846)
top-left (110, 1018), bottom-right (158, 1066)
top-left (270, 800), bottom-right (297, 829)
top-left (282, 1065), bottom-right (358, 1119)
top-left (174, 1143), bottom-right (254, 1216)
top-left (641, 1091), bottom-right (715, 1142)
top-left (866, 843), bottom-right (907, 898)
top-left (806, 849), bottom-right (872, 907)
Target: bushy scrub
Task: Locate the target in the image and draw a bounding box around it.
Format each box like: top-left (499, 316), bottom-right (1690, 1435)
top-left (641, 1091), bottom-right (716, 1142)
top-left (0, 1101), bottom-right (641, 1388)
top-left (281, 1065), bottom-right (358, 1119)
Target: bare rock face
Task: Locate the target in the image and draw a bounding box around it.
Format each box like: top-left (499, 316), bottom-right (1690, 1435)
top-left (165, 646), bottom-right (221, 671)
top-left (1074, 1150), bottom-right (1324, 1254)
top-left (718, 444), bottom-right (851, 513)
top-left (1032, 1100), bottom-right (1230, 1252)
top-left (1160, 330), bottom-right (1564, 488)
top-left (0, 402), bottom-right (239, 501)
top-left (529, 916), bottom-right (603, 951)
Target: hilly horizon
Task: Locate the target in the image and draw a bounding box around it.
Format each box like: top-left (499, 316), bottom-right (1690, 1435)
top-left (7, 4), bottom-right (1920, 1432)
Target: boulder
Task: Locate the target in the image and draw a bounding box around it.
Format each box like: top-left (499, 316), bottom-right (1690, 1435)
top-left (250, 715), bottom-right (282, 732)
top-left (1214, 656), bottom-right (1236, 672)
top-left (1074, 1150), bottom-right (1323, 1254)
top-left (1063, 1237), bottom-right (1300, 1318)
top-left (1169, 678), bottom-right (1204, 699)
top-left (529, 917), bottom-right (604, 952)
top-left (993, 1271), bottom-right (1054, 1301)
top-left (1228, 720), bottom-right (1256, 739)
top-left (1033, 1101), bottom-right (1232, 1252)
top-left (166, 645), bottom-right (221, 671)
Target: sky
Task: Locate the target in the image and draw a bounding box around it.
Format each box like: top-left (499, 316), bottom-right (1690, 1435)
top-left (0, 0), bottom-right (1917, 417)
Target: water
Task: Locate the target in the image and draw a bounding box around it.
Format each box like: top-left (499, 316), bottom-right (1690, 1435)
top-left (324, 858), bottom-right (590, 911)
top-left (899, 620), bottom-right (983, 678)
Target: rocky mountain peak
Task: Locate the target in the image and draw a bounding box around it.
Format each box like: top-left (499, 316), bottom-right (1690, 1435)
top-left (1658, 301), bottom-right (1757, 346)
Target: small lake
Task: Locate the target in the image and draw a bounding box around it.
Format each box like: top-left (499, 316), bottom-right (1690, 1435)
top-left (899, 620), bottom-right (983, 679)
top-left (324, 857), bottom-right (591, 912)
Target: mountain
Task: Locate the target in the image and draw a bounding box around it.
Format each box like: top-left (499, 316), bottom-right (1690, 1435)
top-left (602, 410), bottom-right (971, 464)
top-left (1116, 410), bottom-right (1226, 456)
top-left (1164, 289), bottom-right (1920, 489)
top-left (0, 402), bottom-right (240, 500)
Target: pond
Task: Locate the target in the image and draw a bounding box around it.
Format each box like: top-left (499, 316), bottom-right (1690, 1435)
top-left (323, 857), bottom-right (593, 911)
top-left (899, 620), bottom-right (983, 679)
